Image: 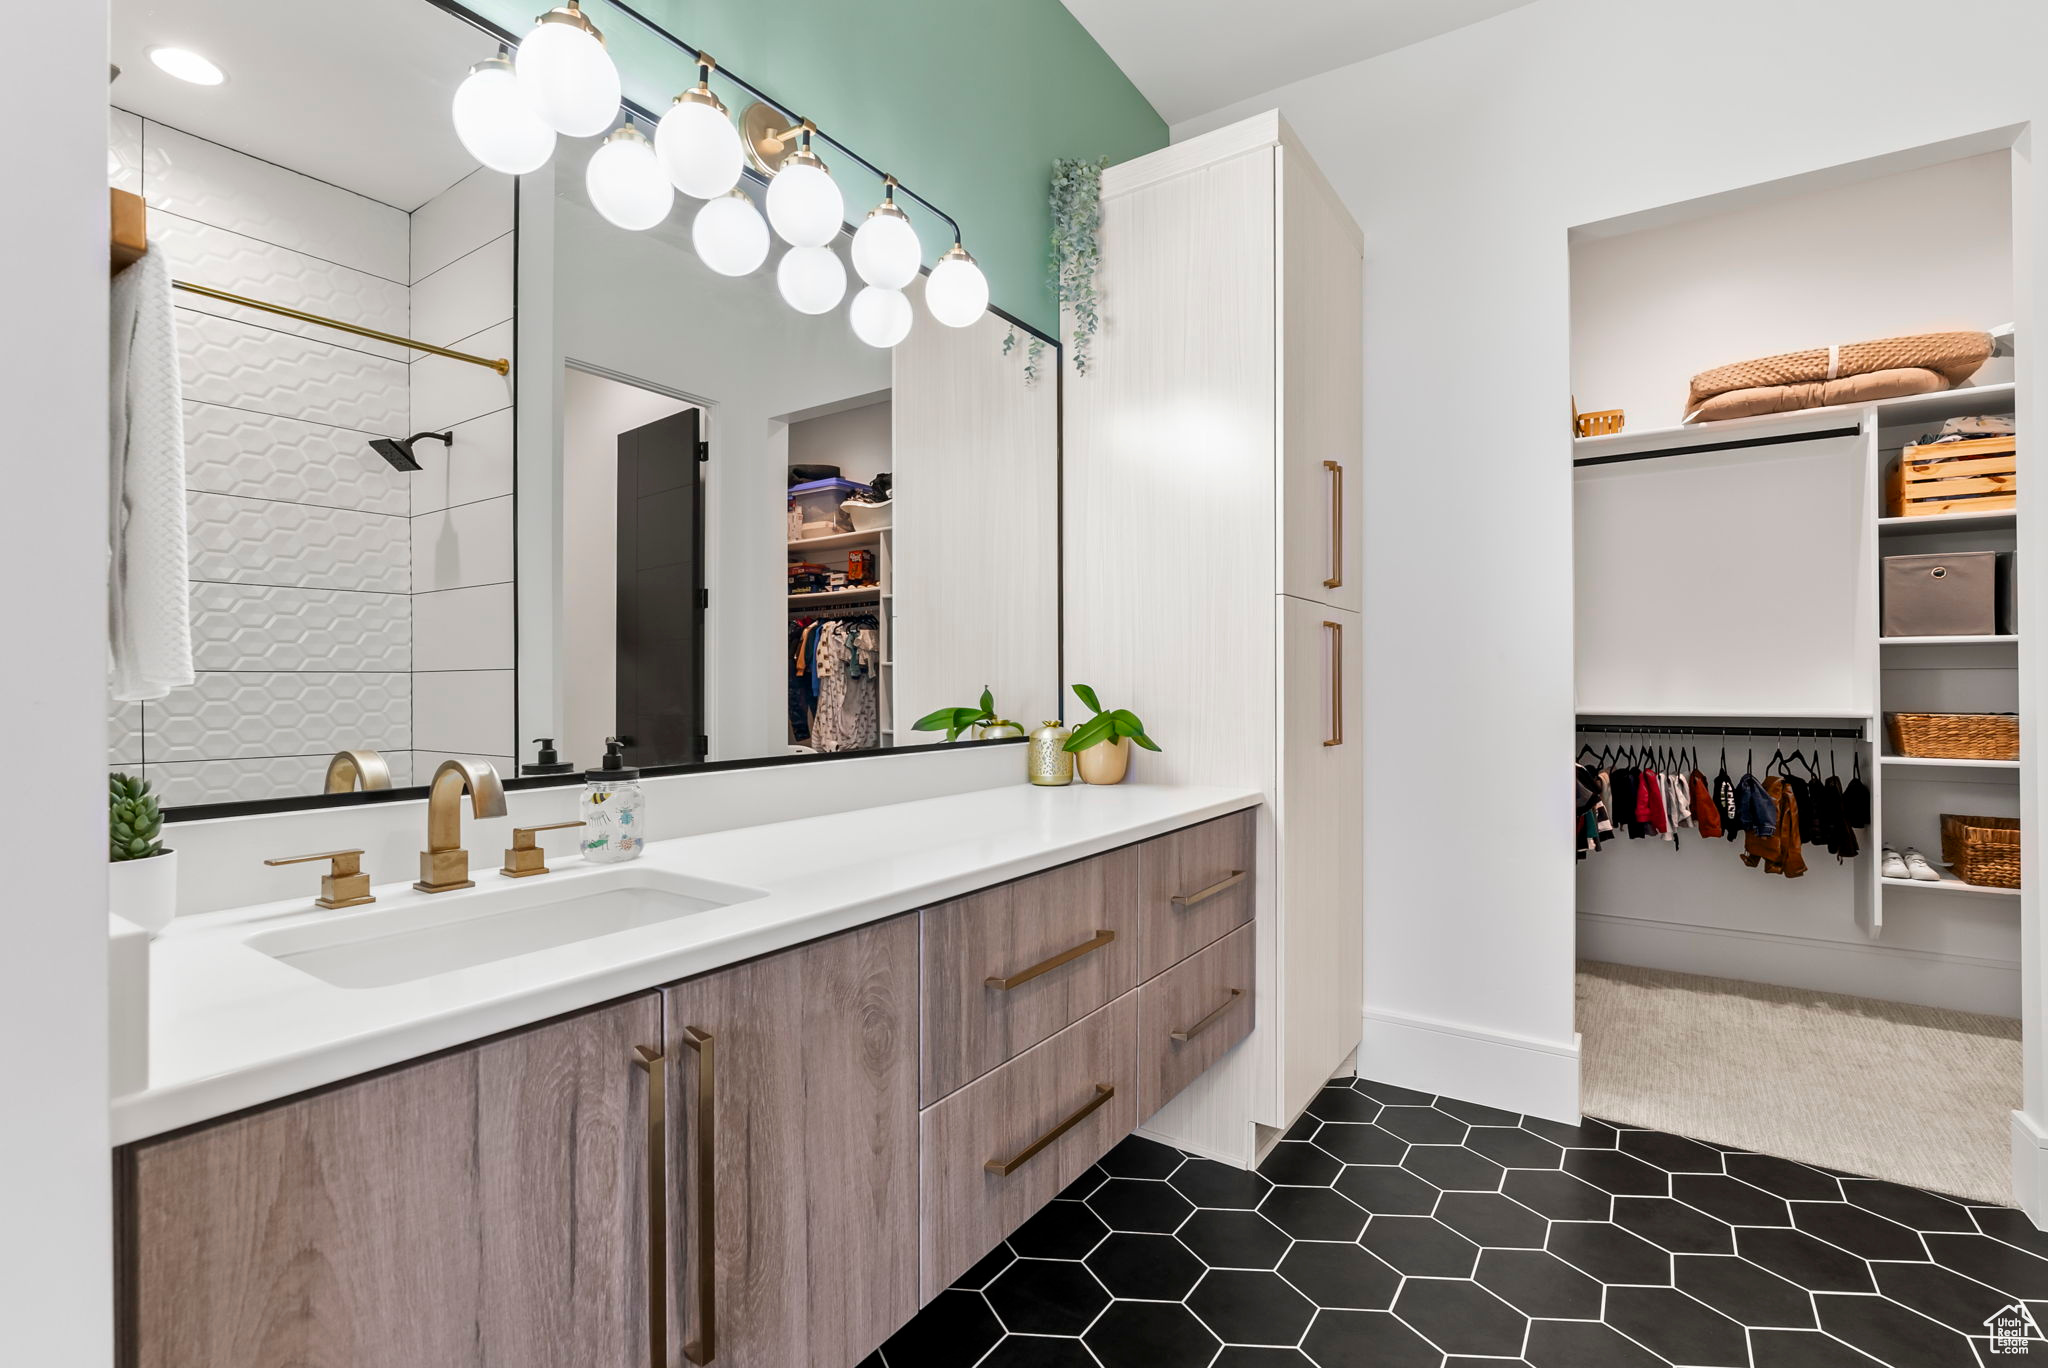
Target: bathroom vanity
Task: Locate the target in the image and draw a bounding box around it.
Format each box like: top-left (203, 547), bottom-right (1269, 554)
top-left (114, 787), bottom-right (1258, 1368)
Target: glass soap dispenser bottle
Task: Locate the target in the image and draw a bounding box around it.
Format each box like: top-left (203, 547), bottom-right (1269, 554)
top-left (580, 736), bottom-right (645, 863)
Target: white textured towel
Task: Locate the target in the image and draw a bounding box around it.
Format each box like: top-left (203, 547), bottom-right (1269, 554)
top-left (108, 242), bottom-right (193, 701)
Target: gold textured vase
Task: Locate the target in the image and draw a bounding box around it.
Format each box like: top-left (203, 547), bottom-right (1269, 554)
top-left (1027, 721), bottom-right (1074, 786)
top-left (1077, 736), bottom-right (1132, 785)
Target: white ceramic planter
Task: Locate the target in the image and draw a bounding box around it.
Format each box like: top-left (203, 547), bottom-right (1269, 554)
top-left (109, 848), bottom-right (178, 937)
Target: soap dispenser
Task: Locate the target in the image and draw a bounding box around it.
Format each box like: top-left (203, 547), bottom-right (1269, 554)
top-left (522, 737), bottom-right (574, 776)
top-left (579, 737), bottom-right (645, 863)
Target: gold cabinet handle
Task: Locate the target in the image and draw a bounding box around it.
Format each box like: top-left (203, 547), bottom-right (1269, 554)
top-left (1171, 870), bottom-right (1246, 908)
top-left (1323, 460), bottom-right (1345, 589)
top-left (632, 1046), bottom-right (668, 1368)
top-left (984, 1083), bottom-right (1116, 1177)
top-left (985, 929), bottom-right (1116, 991)
top-left (262, 848), bottom-right (374, 909)
top-left (1323, 620), bottom-right (1344, 747)
top-left (681, 1027), bottom-right (716, 1365)
top-left (1171, 988), bottom-right (1245, 1042)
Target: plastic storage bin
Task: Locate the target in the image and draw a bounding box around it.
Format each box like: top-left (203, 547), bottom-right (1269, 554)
top-left (789, 477), bottom-right (873, 536)
top-left (1881, 551), bottom-right (2011, 637)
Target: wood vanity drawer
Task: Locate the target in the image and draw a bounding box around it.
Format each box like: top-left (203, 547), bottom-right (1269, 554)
top-left (1137, 922), bottom-right (1255, 1116)
top-left (1132, 809), bottom-right (1255, 980)
top-left (919, 992), bottom-right (1137, 1300)
top-left (921, 854), bottom-right (1139, 1103)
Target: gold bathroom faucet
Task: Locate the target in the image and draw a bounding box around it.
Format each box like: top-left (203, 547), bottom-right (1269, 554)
top-left (323, 748), bottom-right (393, 793)
top-left (414, 758), bottom-right (509, 893)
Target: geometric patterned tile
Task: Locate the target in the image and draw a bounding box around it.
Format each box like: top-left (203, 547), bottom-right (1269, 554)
top-left (144, 754), bottom-right (359, 806)
top-left (108, 696), bottom-right (144, 766)
top-left (145, 671), bottom-right (409, 763)
top-left (157, 213), bottom-right (411, 361)
top-left (184, 401), bottom-right (409, 514)
top-left (177, 310), bottom-right (408, 434)
top-left (189, 583), bottom-right (409, 672)
top-left (187, 491), bottom-right (409, 593)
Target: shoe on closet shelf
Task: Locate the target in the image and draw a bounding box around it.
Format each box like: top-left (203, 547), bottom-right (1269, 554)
top-left (1903, 847), bottom-right (1944, 882)
top-left (1881, 847), bottom-right (1909, 881)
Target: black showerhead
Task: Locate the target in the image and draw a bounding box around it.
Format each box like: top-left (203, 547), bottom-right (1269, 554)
top-left (369, 430), bottom-right (453, 472)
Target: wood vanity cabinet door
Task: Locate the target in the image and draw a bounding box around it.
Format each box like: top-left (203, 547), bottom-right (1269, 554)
top-left (1131, 811), bottom-right (1256, 980)
top-left (120, 993), bottom-right (662, 1368)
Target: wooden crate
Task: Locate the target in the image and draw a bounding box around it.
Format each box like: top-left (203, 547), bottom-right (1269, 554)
top-left (1887, 434), bottom-right (2017, 516)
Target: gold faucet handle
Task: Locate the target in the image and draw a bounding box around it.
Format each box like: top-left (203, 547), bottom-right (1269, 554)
top-left (263, 849), bottom-right (375, 909)
top-left (501, 822), bottom-right (586, 879)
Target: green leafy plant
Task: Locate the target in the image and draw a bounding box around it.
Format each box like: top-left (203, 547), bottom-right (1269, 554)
top-left (1049, 156), bottom-right (1107, 376)
top-left (109, 772), bottom-right (166, 862)
top-left (913, 686), bottom-right (1021, 743)
top-left (1061, 684), bottom-right (1160, 754)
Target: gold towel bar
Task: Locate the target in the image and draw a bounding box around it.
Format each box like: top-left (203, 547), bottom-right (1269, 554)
top-left (172, 281), bottom-right (511, 375)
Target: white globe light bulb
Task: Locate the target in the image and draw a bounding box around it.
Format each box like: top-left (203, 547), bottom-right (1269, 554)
top-left (849, 286), bottom-right (913, 349)
top-left (693, 190), bottom-right (769, 276)
top-left (765, 156), bottom-right (845, 247)
top-left (515, 5), bottom-right (621, 138)
top-left (851, 204), bottom-right (921, 290)
top-left (452, 55), bottom-right (555, 175)
top-left (925, 246), bottom-right (989, 328)
top-left (777, 245), bottom-right (847, 315)
top-left (656, 92), bottom-right (743, 198)
top-left (585, 126), bottom-right (673, 231)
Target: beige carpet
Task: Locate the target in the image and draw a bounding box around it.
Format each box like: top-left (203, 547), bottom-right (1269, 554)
top-left (1577, 961), bottom-right (2022, 1206)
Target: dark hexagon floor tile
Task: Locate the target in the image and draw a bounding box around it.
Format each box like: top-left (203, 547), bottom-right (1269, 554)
top-left (1179, 1208), bottom-right (1292, 1270)
top-left (953, 1240), bottom-right (1017, 1290)
top-left (976, 1336), bottom-right (1102, 1368)
top-left (1433, 1191), bottom-right (1548, 1249)
top-left (1391, 1277), bottom-right (1529, 1357)
top-left (1335, 1164), bottom-right (1441, 1215)
top-left (1172, 1157), bottom-right (1274, 1211)
top-left (1300, 1309), bottom-right (1442, 1368)
top-left (1189, 1269), bottom-right (1318, 1347)
top-left (1285, 1112), bottom-right (1323, 1142)
top-left (1605, 1285), bottom-right (1748, 1367)
top-left (1099, 1134), bottom-right (1185, 1179)
top-left (1058, 1165), bottom-right (1109, 1202)
top-left (1009, 1200), bottom-right (1110, 1259)
top-left (1749, 1328), bottom-right (1886, 1366)
top-left (1843, 1179), bottom-right (1978, 1234)
top-left (1377, 1106), bottom-right (1471, 1146)
top-left (1736, 1227), bottom-right (1877, 1294)
top-left (1875, 1259), bottom-right (2027, 1335)
top-left (1524, 1318), bottom-right (1666, 1368)
top-left (1360, 1214), bottom-right (1482, 1277)
top-left (1674, 1252), bottom-right (1818, 1329)
top-left (1925, 1233), bottom-right (2048, 1300)
top-left (1476, 1247), bottom-right (1604, 1319)
top-left (1724, 1152), bottom-right (1843, 1202)
top-left (1546, 1219), bottom-right (1672, 1285)
top-left (1306, 1085), bottom-right (1382, 1124)
top-left (1213, 1349), bottom-right (1313, 1368)
top-left (1312, 1123), bottom-right (1407, 1166)
top-left (1792, 1200), bottom-right (1928, 1261)
top-left (1278, 1241), bottom-right (1402, 1310)
top-left (985, 1258), bottom-right (1110, 1337)
top-left (1402, 1145), bottom-right (1506, 1193)
top-left (1086, 1231), bottom-right (1205, 1301)
top-left (1522, 1115), bottom-right (1619, 1149)
top-left (1503, 1168), bottom-right (1613, 1221)
top-left (1088, 1177), bottom-right (1194, 1234)
top-left (1355, 1078), bottom-right (1437, 1107)
top-left (1435, 1096), bottom-right (1523, 1128)
top-left (1613, 1195), bottom-right (1735, 1254)
top-left (1562, 1147), bottom-right (1670, 1197)
top-left (1816, 1291), bottom-right (1981, 1367)
top-left (879, 1289), bottom-right (1004, 1367)
top-left (1260, 1185), bottom-right (1368, 1241)
top-left (1465, 1126), bottom-right (1564, 1170)
top-left (1671, 1173), bottom-right (1794, 1227)
top-left (1084, 1301), bottom-right (1220, 1368)
top-left (1261, 1141), bottom-right (1344, 1188)
top-left (1973, 1205), bottom-right (2048, 1255)
top-left (1616, 1129), bottom-right (1724, 1174)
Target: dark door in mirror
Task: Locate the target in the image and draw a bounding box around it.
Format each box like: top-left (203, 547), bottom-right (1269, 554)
top-left (617, 408), bottom-right (705, 768)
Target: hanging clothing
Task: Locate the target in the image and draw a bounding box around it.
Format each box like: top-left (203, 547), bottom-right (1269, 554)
top-left (1843, 766), bottom-right (1872, 830)
top-left (1733, 772), bottom-right (1777, 837)
top-left (791, 615), bottom-right (880, 753)
top-left (1740, 775), bottom-right (1807, 879)
top-left (1690, 770), bottom-right (1723, 840)
top-left (1822, 775), bottom-right (1860, 861)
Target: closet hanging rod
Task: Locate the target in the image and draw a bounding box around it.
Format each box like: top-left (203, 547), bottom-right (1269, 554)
top-left (1574, 425), bottom-right (1862, 468)
top-left (1575, 723), bottom-right (1866, 739)
top-left (172, 281), bottom-right (511, 375)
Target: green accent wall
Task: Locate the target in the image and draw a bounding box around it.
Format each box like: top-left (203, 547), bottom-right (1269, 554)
top-left (470, 0), bottom-right (1165, 337)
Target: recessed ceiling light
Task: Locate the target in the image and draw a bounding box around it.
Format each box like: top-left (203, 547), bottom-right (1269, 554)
top-left (148, 47), bottom-right (225, 86)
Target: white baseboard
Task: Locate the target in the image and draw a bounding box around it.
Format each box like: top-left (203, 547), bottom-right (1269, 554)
top-left (1578, 912), bottom-right (2021, 1017)
top-left (1361, 1006), bottom-right (1580, 1125)
top-left (2013, 1111), bottom-right (2048, 1230)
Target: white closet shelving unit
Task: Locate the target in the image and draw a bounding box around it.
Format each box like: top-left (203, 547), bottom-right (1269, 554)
top-left (787, 522), bottom-right (889, 750)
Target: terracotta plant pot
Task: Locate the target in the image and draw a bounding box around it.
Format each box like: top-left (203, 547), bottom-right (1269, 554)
top-left (1077, 736), bottom-right (1132, 785)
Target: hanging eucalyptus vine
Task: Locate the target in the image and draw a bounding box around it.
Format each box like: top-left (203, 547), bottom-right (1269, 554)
top-left (1048, 155), bottom-right (1108, 376)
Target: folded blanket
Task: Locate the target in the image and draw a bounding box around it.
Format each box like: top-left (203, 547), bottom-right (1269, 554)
top-left (1687, 330), bottom-right (1993, 417)
top-left (1691, 367), bottom-right (1952, 423)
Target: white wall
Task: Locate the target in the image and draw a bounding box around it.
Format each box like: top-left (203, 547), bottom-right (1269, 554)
top-left (1572, 151), bottom-right (2013, 429)
top-left (1172, 0), bottom-right (2048, 1159)
top-left (789, 400), bottom-right (892, 485)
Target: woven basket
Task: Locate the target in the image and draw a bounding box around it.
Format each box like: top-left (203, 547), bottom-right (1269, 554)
top-left (1940, 813), bottom-right (2022, 889)
top-left (1887, 712), bottom-right (2019, 761)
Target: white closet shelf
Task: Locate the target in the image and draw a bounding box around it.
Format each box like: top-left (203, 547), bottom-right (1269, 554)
top-left (1878, 634), bottom-right (2016, 647)
top-left (1877, 508), bottom-right (2017, 534)
top-left (1575, 708), bottom-right (1872, 722)
top-left (787, 529), bottom-right (880, 552)
top-left (788, 588), bottom-right (881, 606)
top-left (1880, 870), bottom-right (2022, 899)
top-left (1571, 382), bottom-right (2016, 459)
top-left (1881, 754), bottom-right (2019, 771)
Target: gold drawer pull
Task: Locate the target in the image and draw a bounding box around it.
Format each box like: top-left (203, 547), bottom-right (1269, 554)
top-left (984, 1083), bottom-right (1116, 1177)
top-left (632, 1046), bottom-right (668, 1368)
top-left (1171, 870), bottom-right (1246, 908)
top-left (1171, 988), bottom-right (1246, 1042)
top-left (681, 1027), bottom-right (717, 1365)
top-left (985, 929), bottom-right (1116, 990)
top-left (1323, 459), bottom-right (1345, 589)
top-left (1324, 619), bottom-right (1344, 747)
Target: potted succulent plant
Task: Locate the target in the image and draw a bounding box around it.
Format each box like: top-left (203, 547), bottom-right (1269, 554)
top-left (914, 686), bottom-right (1025, 742)
top-left (109, 772), bottom-right (177, 936)
top-left (1062, 684), bottom-right (1160, 784)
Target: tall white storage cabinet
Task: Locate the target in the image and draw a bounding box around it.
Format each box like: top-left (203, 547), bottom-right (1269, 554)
top-left (1065, 112), bottom-right (1364, 1164)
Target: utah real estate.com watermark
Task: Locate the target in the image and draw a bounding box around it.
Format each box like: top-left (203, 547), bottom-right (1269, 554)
top-left (1988, 1302), bottom-right (2044, 1355)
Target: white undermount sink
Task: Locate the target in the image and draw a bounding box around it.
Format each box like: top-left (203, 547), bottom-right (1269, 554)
top-left (247, 873), bottom-right (765, 989)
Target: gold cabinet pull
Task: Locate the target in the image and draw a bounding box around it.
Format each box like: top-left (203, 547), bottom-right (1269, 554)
top-left (1323, 620), bottom-right (1344, 747)
top-left (1323, 460), bottom-right (1345, 589)
top-left (681, 1027), bottom-right (717, 1365)
top-left (1171, 870), bottom-right (1246, 908)
top-left (1171, 988), bottom-right (1245, 1043)
top-left (632, 1046), bottom-right (668, 1368)
top-left (984, 1083), bottom-right (1116, 1177)
top-left (985, 929), bottom-right (1116, 991)
top-left (262, 848), bottom-right (374, 909)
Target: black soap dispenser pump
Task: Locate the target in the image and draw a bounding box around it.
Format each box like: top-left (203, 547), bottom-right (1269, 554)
top-left (522, 737), bottom-right (574, 776)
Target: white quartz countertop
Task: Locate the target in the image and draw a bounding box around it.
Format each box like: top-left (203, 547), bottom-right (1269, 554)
top-left (114, 782), bottom-right (1260, 1145)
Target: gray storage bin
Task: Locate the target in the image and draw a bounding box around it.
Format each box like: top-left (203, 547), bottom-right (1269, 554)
top-left (1882, 551), bottom-right (2009, 637)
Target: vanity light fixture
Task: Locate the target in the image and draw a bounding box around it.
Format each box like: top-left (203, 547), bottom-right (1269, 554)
top-left (925, 238), bottom-right (990, 328)
top-left (777, 243), bottom-right (848, 315)
top-left (656, 55), bottom-right (743, 199)
top-left (585, 118), bottom-right (674, 231)
top-left (148, 46), bottom-right (225, 85)
top-left (692, 188), bottom-right (770, 276)
top-left (851, 178), bottom-right (922, 290)
top-left (849, 285), bottom-right (913, 349)
top-left (764, 120), bottom-right (845, 248)
top-left (515, 0), bottom-right (620, 138)
top-left (452, 46), bottom-right (555, 176)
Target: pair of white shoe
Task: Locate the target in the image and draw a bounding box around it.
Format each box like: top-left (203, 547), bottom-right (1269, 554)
top-left (1882, 846), bottom-right (1942, 882)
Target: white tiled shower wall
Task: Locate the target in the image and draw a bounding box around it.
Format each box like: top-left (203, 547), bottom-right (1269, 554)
top-left (107, 111), bottom-right (517, 804)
